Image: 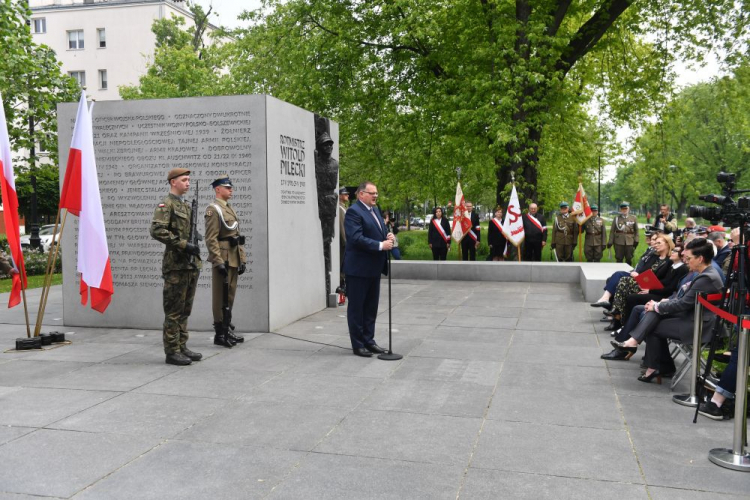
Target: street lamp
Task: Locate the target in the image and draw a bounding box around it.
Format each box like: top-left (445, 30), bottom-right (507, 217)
top-left (595, 141), bottom-right (605, 209)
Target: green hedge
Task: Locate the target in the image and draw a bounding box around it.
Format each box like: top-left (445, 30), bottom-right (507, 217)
top-left (0, 249), bottom-right (61, 278)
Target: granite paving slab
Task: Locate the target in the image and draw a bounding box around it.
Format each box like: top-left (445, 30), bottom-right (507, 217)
top-left (71, 440), bottom-right (305, 500)
top-left (0, 281), bottom-right (745, 499)
top-left (0, 429), bottom-right (157, 498)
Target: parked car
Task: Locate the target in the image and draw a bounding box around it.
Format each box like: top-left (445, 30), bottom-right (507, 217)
top-left (409, 217), bottom-right (425, 228)
top-left (20, 225), bottom-right (60, 253)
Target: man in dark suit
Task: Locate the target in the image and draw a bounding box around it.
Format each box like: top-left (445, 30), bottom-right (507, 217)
top-left (522, 202), bottom-right (547, 261)
top-left (343, 181), bottom-right (394, 357)
top-left (460, 201), bottom-right (481, 261)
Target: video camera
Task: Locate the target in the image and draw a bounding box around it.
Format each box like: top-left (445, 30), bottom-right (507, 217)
top-left (688, 172), bottom-right (750, 227)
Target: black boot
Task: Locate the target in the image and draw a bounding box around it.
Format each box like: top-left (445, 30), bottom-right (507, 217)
top-left (227, 312), bottom-right (244, 343)
top-left (213, 322), bottom-right (235, 348)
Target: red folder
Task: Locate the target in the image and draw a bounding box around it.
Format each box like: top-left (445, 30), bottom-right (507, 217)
top-left (635, 269), bottom-right (664, 290)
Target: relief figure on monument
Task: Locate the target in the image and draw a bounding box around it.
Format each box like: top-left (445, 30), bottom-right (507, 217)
top-left (314, 115), bottom-right (339, 296)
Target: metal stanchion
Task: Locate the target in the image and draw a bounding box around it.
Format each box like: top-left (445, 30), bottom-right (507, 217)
top-left (708, 314), bottom-right (750, 471)
top-left (673, 292), bottom-right (705, 407)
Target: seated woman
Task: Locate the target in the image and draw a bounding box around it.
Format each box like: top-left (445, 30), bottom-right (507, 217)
top-left (592, 233), bottom-right (659, 310)
top-left (610, 238), bottom-right (724, 384)
top-left (427, 207), bottom-right (451, 261)
top-left (488, 206), bottom-right (507, 261)
top-left (606, 233), bottom-right (674, 331)
top-left (601, 245), bottom-right (691, 361)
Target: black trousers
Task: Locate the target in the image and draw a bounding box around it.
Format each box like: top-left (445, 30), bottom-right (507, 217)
top-left (524, 241), bottom-right (543, 261)
top-left (345, 275), bottom-right (381, 350)
top-left (431, 247), bottom-right (448, 261)
top-left (461, 237), bottom-right (477, 261)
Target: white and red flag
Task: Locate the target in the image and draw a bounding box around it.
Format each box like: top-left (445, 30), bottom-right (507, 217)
top-left (572, 182), bottom-right (593, 225)
top-left (0, 93), bottom-right (27, 307)
top-left (60, 94), bottom-right (113, 313)
top-left (501, 184), bottom-right (525, 247)
top-left (451, 182), bottom-right (472, 242)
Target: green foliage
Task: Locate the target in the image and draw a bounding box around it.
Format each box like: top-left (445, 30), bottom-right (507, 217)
top-left (13, 163), bottom-right (60, 220)
top-left (0, 0), bottom-right (79, 169)
top-left (0, 249), bottom-right (61, 279)
top-left (612, 66), bottom-right (750, 216)
top-left (120, 3), bottom-right (227, 100)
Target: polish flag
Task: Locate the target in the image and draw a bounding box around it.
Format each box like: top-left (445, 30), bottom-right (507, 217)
top-left (451, 182), bottom-right (472, 242)
top-left (501, 184), bottom-right (525, 247)
top-left (572, 182), bottom-right (593, 225)
top-left (0, 93), bottom-right (27, 307)
top-left (60, 94), bottom-right (113, 313)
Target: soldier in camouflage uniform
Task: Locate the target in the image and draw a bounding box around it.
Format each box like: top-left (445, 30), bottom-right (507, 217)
top-left (150, 168), bottom-right (202, 366)
top-left (583, 205), bottom-right (607, 262)
top-left (205, 176), bottom-right (247, 348)
top-left (607, 201), bottom-right (639, 266)
top-left (550, 202), bottom-right (578, 262)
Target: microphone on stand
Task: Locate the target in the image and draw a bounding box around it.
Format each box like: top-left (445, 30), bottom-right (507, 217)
top-left (379, 248), bottom-right (402, 361)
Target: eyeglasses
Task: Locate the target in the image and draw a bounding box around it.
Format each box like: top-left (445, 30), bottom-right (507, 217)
top-left (364, 191), bottom-right (379, 196)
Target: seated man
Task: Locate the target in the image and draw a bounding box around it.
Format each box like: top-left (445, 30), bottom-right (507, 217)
top-left (699, 347), bottom-right (749, 420)
top-left (609, 238), bottom-right (724, 384)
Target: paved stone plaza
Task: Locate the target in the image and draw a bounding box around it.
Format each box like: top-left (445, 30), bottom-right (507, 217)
top-left (0, 281), bottom-right (747, 499)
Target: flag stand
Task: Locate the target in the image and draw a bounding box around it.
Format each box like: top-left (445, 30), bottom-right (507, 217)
top-left (33, 209), bottom-right (66, 337)
top-left (20, 280), bottom-right (30, 338)
top-left (378, 251), bottom-right (402, 361)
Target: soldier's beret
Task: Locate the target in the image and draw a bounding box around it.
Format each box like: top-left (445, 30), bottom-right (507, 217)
top-left (211, 176), bottom-right (233, 188)
top-left (559, 201), bottom-right (569, 208)
top-left (708, 225), bottom-right (726, 233)
top-left (590, 205), bottom-right (598, 210)
top-left (619, 201), bottom-right (630, 208)
top-left (167, 168), bottom-right (190, 181)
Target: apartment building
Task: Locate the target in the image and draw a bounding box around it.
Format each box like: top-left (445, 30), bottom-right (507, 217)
top-left (30, 0), bottom-right (213, 101)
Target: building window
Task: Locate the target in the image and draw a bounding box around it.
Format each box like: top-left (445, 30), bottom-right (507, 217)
top-left (97, 28), bottom-right (106, 48)
top-left (67, 30), bottom-right (84, 50)
top-left (32, 18), bottom-right (46, 34)
top-left (99, 70), bottom-right (108, 90)
top-left (69, 71), bottom-right (86, 88)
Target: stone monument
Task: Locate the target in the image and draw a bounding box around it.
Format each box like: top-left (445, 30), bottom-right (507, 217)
top-left (57, 95), bottom-right (340, 332)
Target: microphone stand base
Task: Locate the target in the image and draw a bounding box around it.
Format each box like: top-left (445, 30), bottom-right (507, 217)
top-left (378, 352), bottom-right (403, 361)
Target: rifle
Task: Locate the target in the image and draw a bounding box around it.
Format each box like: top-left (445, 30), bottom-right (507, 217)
top-left (187, 181), bottom-right (202, 264)
top-left (222, 259), bottom-right (231, 336)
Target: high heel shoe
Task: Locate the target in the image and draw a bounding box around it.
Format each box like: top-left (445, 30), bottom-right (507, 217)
top-left (610, 340), bottom-right (637, 360)
top-left (637, 370), bottom-right (662, 384)
top-left (591, 301), bottom-right (613, 309)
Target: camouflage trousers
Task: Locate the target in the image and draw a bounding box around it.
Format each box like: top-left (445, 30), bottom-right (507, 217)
top-left (162, 268), bottom-right (200, 354)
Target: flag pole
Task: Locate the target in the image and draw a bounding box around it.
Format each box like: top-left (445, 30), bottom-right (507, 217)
top-left (20, 283), bottom-right (30, 338)
top-left (34, 209), bottom-right (66, 336)
top-left (578, 225), bottom-right (583, 262)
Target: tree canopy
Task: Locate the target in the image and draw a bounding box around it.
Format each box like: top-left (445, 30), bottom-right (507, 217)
top-left (121, 0), bottom-right (748, 213)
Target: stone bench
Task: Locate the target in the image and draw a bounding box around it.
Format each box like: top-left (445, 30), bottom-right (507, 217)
top-left (388, 261), bottom-right (632, 302)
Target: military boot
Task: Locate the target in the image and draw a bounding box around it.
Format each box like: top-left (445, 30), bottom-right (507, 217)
top-left (181, 347), bottom-right (203, 361)
top-left (227, 312), bottom-right (244, 342)
top-left (213, 322), bottom-right (235, 348)
top-left (165, 352), bottom-right (192, 365)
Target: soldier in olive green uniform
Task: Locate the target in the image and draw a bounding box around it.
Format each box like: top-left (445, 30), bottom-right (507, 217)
top-left (150, 168), bottom-right (202, 366)
top-left (607, 201), bottom-right (639, 266)
top-left (583, 205), bottom-right (607, 262)
top-left (551, 202), bottom-right (578, 262)
top-left (205, 176), bottom-right (247, 348)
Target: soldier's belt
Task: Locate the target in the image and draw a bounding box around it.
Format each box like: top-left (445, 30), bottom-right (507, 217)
top-left (219, 235), bottom-right (246, 246)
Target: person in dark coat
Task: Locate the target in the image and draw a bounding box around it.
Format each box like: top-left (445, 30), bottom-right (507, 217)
top-left (427, 207), bottom-right (451, 260)
top-left (522, 202), bottom-right (547, 261)
top-left (487, 206), bottom-right (507, 261)
top-left (343, 181), bottom-right (393, 357)
top-left (460, 201), bottom-right (481, 261)
top-left (610, 238), bottom-right (724, 383)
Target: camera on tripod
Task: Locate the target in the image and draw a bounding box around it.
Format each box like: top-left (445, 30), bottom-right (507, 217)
top-left (688, 172), bottom-right (750, 227)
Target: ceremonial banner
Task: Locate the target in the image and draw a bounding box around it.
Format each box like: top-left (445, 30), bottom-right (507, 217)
top-left (0, 93), bottom-right (27, 307)
top-left (501, 184), bottom-right (525, 247)
top-left (572, 183), bottom-right (593, 225)
top-left (451, 182), bottom-right (471, 242)
top-left (60, 94), bottom-right (113, 313)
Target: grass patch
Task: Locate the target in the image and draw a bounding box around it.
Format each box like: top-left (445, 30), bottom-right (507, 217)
top-left (0, 274), bottom-right (62, 293)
